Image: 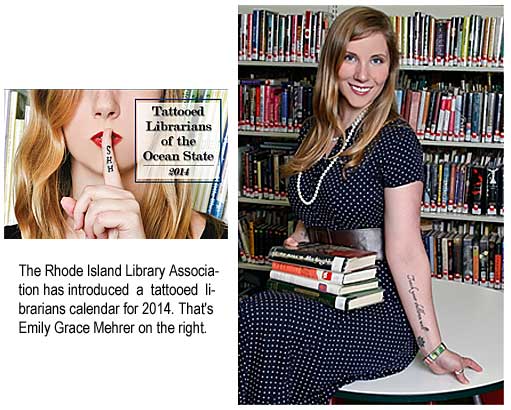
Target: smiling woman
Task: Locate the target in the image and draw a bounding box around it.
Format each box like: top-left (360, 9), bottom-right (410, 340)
top-left (239, 6), bottom-right (481, 405)
top-left (5, 90), bottom-right (226, 239)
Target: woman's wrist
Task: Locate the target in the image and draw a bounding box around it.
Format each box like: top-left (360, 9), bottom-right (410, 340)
top-left (422, 342), bottom-right (447, 365)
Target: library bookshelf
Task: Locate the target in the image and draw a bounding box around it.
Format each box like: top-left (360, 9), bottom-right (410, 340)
top-left (238, 5), bottom-right (504, 295)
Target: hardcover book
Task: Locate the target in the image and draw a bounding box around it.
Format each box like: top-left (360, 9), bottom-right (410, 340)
top-left (268, 243), bottom-right (377, 273)
top-left (267, 279), bottom-right (384, 311)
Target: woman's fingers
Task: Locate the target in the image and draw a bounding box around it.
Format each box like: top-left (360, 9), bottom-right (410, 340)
top-left (463, 357), bottom-right (483, 372)
top-left (83, 198), bottom-right (140, 238)
top-left (284, 236), bottom-right (299, 249)
top-left (72, 185), bottom-right (133, 230)
top-left (453, 369), bottom-right (470, 384)
top-left (92, 211), bottom-right (146, 239)
top-left (102, 128), bottom-right (123, 188)
top-left (60, 197), bottom-right (76, 219)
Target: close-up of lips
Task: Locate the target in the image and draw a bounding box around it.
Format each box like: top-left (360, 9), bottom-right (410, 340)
top-left (349, 83), bottom-right (373, 95)
top-left (90, 131), bottom-right (123, 148)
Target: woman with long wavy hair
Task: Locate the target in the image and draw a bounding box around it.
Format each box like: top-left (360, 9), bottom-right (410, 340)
top-left (239, 7), bottom-right (481, 404)
top-left (6, 89), bottom-right (225, 239)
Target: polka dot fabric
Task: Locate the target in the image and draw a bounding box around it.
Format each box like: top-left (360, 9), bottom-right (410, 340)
top-left (238, 117), bottom-right (424, 404)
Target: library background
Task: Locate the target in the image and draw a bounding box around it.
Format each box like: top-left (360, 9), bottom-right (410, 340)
top-left (238, 5), bottom-right (503, 405)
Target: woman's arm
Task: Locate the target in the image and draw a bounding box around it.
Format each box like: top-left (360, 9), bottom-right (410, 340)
top-left (384, 181), bottom-right (482, 383)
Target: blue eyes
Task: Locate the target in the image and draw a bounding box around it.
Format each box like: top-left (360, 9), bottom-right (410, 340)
top-left (344, 54), bottom-right (385, 64)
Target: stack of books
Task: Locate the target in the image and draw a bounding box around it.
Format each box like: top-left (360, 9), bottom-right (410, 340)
top-left (267, 243), bottom-right (384, 311)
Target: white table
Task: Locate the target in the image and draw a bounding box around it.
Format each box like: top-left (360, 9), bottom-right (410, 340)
top-left (336, 279), bottom-right (504, 403)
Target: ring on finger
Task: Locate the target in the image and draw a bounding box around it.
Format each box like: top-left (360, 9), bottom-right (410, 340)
top-left (454, 368), bottom-right (464, 375)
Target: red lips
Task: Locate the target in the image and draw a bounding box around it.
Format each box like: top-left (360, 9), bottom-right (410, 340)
top-left (90, 131), bottom-right (122, 148)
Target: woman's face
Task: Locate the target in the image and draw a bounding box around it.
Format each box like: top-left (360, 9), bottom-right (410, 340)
top-left (63, 90), bottom-right (161, 174)
top-left (337, 32), bottom-right (390, 118)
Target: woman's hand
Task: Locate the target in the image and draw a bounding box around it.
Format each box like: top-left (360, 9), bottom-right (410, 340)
top-left (60, 128), bottom-right (146, 239)
top-left (283, 220), bottom-right (309, 249)
top-left (426, 349), bottom-right (483, 384)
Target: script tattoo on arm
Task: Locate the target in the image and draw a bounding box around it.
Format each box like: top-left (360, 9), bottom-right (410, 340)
top-left (407, 274), bottom-right (430, 332)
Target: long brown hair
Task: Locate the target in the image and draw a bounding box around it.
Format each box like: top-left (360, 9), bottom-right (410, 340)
top-left (14, 89), bottom-right (194, 238)
top-left (282, 6), bottom-right (400, 177)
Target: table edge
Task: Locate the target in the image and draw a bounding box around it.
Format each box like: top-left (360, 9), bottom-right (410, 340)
top-left (334, 381), bottom-right (503, 403)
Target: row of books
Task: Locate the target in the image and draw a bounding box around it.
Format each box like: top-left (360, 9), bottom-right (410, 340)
top-left (239, 142), bottom-right (297, 200)
top-left (238, 77), bottom-right (505, 143)
top-left (238, 79), bottom-right (313, 132)
top-left (238, 208), bottom-right (295, 264)
top-left (391, 13), bottom-right (504, 67)
top-left (422, 152), bottom-right (503, 216)
top-left (422, 221), bottom-right (504, 289)
top-left (238, 142), bottom-right (505, 219)
top-left (238, 10), bottom-right (332, 63)
top-left (396, 88), bottom-right (504, 143)
top-left (267, 243), bottom-right (384, 311)
top-left (238, 10), bottom-right (504, 68)
top-left (186, 89), bottom-right (229, 219)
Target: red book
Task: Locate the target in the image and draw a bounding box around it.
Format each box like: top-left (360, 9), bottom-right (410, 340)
top-left (303, 10), bottom-right (312, 61)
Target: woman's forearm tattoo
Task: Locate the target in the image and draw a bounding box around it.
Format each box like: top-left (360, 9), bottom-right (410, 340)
top-left (407, 274), bottom-right (430, 332)
top-left (416, 336), bottom-right (426, 348)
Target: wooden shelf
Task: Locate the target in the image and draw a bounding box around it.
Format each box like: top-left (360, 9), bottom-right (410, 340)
top-left (239, 131), bottom-right (504, 149)
top-left (239, 130), bottom-right (299, 139)
top-left (238, 197), bottom-right (290, 206)
top-left (238, 197), bottom-right (503, 224)
top-left (420, 212), bottom-right (503, 224)
top-left (239, 60), bottom-right (504, 73)
top-left (420, 140), bottom-right (504, 149)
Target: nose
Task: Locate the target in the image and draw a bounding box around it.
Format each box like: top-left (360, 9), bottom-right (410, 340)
top-left (354, 61), bottom-right (369, 82)
top-left (93, 90), bottom-right (120, 120)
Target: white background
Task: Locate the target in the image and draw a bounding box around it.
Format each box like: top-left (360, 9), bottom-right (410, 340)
top-left (0, 1), bottom-right (238, 409)
top-left (1, 0), bottom-right (509, 409)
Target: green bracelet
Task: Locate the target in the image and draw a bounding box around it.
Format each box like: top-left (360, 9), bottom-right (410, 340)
top-left (423, 342), bottom-right (447, 365)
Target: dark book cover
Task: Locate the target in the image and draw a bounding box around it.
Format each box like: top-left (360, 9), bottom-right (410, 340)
top-left (464, 92), bottom-right (473, 141)
top-left (486, 161), bottom-right (499, 215)
top-left (251, 10), bottom-right (259, 60)
top-left (494, 234), bottom-right (503, 288)
top-left (447, 232), bottom-right (454, 279)
top-left (453, 231), bottom-right (464, 281)
top-left (425, 90), bottom-right (438, 137)
top-left (469, 165), bottom-right (486, 215)
top-left (497, 164), bottom-right (504, 215)
top-left (479, 229), bottom-right (489, 286)
top-left (488, 233), bottom-right (496, 285)
top-left (471, 92), bottom-right (482, 141)
top-left (267, 279), bottom-right (384, 310)
top-left (494, 93), bottom-right (503, 142)
top-left (435, 231), bottom-right (446, 279)
top-left (431, 91), bottom-right (443, 137)
top-left (435, 19), bottom-right (447, 64)
top-left (430, 155), bottom-right (439, 210)
top-left (463, 230), bottom-right (474, 282)
top-left (266, 11), bottom-right (275, 61)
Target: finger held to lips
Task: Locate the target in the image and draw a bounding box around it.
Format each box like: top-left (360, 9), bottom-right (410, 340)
top-left (102, 128), bottom-right (123, 188)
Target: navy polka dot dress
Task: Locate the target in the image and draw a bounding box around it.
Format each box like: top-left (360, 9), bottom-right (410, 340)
top-left (238, 117), bottom-right (424, 404)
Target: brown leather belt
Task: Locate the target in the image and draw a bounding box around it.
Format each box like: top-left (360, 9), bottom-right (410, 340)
top-left (307, 227), bottom-right (385, 261)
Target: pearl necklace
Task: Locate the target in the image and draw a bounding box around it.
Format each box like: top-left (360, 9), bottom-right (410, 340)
top-left (297, 110), bottom-right (367, 206)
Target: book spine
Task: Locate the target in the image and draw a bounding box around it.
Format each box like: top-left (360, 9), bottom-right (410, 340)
top-left (270, 270), bottom-right (343, 295)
